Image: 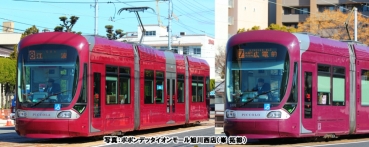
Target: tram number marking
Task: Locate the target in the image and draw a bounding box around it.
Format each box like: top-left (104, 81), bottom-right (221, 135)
top-left (318, 123), bottom-right (321, 130)
top-left (29, 50), bottom-right (36, 60)
top-left (238, 49), bottom-right (244, 58)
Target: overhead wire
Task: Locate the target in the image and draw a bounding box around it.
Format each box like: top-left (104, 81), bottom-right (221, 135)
top-left (5, 0), bottom-right (216, 37)
top-left (176, 0), bottom-right (214, 23)
top-left (115, 0), bottom-right (215, 36)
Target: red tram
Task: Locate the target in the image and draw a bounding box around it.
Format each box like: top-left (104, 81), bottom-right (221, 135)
top-left (14, 32), bottom-right (210, 138)
top-left (223, 30), bottom-right (369, 140)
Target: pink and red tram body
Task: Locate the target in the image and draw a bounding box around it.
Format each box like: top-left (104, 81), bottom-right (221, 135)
top-left (223, 30), bottom-right (369, 140)
top-left (15, 32), bottom-right (210, 138)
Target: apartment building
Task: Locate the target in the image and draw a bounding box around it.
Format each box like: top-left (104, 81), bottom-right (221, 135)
top-left (117, 24), bottom-right (216, 79)
top-left (0, 21), bottom-right (22, 57)
top-left (274, 0), bottom-right (369, 28)
top-left (215, 0), bottom-right (269, 49)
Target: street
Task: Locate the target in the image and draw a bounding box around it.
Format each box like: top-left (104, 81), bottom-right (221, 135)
top-left (3, 118), bottom-right (369, 147)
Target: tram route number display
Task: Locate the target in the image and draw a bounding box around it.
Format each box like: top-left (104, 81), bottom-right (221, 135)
top-left (103, 136), bottom-right (247, 145)
top-left (237, 48), bottom-right (277, 59)
top-left (28, 49), bottom-right (68, 61)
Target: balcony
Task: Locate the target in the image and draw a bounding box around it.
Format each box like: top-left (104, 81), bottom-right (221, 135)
top-left (316, 0), bottom-right (342, 5)
top-left (282, 14), bottom-right (309, 23)
top-left (228, 16), bottom-right (234, 25)
top-left (228, 0), bottom-right (234, 8)
top-left (281, 0), bottom-right (310, 6)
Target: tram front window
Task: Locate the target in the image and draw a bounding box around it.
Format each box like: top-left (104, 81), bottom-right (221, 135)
top-left (17, 44), bottom-right (79, 107)
top-left (226, 42), bottom-right (290, 107)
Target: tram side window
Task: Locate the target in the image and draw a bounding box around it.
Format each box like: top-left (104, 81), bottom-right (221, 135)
top-left (156, 71), bottom-right (164, 103)
top-left (177, 74), bottom-right (185, 103)
top-left (304, 72), bottom-right (313, 118)
top-left (106, 66), bottom-right (118, 104)
top-left (361, 70), bottom-right (369, 106)
top-left (93, 73), bottom-right (101, 118)
top-left (119, 67), bottom-right (130, 104)
top-left (192, 76), bottom-right (204, 102)
top-left (332, 67), bottom-right (345, 106)
top-left (144, 70), bottom-right (154, 104)
top-left (317, 65), bottom-right (331, 105)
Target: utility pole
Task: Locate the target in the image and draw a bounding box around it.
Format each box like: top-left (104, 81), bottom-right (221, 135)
top-left (95, 0), bottom-right (98, 35)
top-left (354, 7), bottom-right (357, 41)
top-left (168, 0), bottom-right (172, 51)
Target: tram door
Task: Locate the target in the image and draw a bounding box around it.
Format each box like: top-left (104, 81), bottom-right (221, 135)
top-left (90, 63), bottom-right (104, 133)
top-left (166, 72), bottom-right (176, 123)
top-left (301, 62), bottom-right (316, 134)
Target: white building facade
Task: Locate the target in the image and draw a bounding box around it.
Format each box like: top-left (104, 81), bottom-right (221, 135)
top-left (117, 25), bottom-right (216, 79)
top-left (214, 0), bottom-right (269, 92)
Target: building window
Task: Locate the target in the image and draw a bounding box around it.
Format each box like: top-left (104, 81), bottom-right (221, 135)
top-left (283, 7), bottom-right (292, 14)
top-left (183, 46), bottom-right (189, 55)
top-left (193, 47), bottom-right (201, 56)
top-left (363, 5), bottom-right (369, 12)
top-left (297, 8), bottom-right (309, 14)
top-left (144, 31), bottom-right (156, 36)
top-left (172, 46), bottom-right (178, 53)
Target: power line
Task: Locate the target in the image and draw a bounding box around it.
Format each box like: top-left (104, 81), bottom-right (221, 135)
top-left (0, 25), bottom-right (25, 32)
top-left (0, 17), bottom-right (52, 30)
top-left (190, 0), bottom-right (214, 12)
top-left (320, 0), bottom-right (369, 18)
top-left (176, 0), bottom-right (214, 23)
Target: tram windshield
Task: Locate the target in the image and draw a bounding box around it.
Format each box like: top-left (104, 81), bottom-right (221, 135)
top-left (17, 44), bottom-right (79, 107)
top-left (226, 42), bottom-right (290, 108)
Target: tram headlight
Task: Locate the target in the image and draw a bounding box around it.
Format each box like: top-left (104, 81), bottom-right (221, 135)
top-left (57, 111), bottom-right (71, 118)
top-left (267, 111), bottom-right (281, 118)
top-left (226, 110), bottom-right (235, 118)
top-left (17, 110), bottom-right (26, 118)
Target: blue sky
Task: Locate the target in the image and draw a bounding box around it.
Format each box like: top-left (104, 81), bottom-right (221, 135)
top-left (0, 0), bottom-right (215, 37)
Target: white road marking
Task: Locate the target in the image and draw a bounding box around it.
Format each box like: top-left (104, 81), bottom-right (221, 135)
top-left (91, 126), bottom-right (215, 147)
top-left (304, 140), bottom-right (369, 147)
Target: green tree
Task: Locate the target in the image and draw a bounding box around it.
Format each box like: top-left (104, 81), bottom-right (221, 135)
top-left (105, 25), bottom-right (125, 40)
top-left (210, 79), bottom-right (215, 91)
top-left (237, 24), bottom-right (296, 34)
top-left (54, 16), bottom-right (82, 34)
top-left (0, 58), bottom-right (16, 86)
top-left (10, 25), bottom-right (39, 60)
top-left (266, 23), bottom-right (297, 33)
top-left (237, 26), bottom-right (260, 33)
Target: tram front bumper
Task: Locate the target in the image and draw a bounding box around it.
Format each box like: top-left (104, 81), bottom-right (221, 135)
top-left (224, 119), bottom-right (280, 139)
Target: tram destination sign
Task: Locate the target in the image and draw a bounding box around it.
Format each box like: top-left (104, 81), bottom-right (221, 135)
top-left (237, 48), bottom-right (277, 60)
top-left (28, 49), bottom-right (68, 61)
